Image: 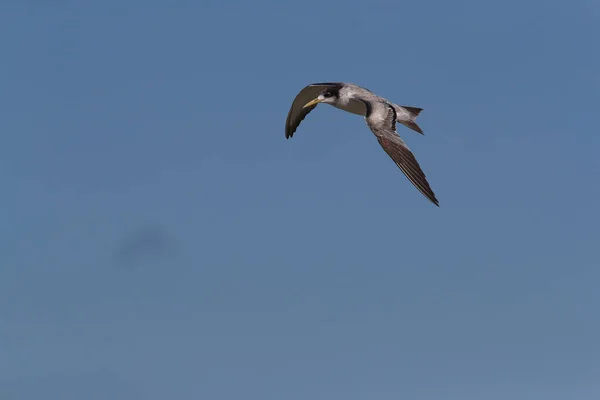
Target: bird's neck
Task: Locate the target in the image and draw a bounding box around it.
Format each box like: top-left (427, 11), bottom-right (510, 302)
top-left (332, 94), bottom-right (367, 117)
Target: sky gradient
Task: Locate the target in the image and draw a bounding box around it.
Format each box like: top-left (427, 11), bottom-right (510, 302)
top-left (1, 1), bottom-right (599, 399)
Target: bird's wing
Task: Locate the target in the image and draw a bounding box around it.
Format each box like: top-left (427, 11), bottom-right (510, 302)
top-left (364, 101), bottom-right (439, 206)
top-left (285, 83), bottom-right (342, 139)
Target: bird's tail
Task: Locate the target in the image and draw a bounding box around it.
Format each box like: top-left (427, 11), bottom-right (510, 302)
top-left (396, 105), bottom-right (424, 135)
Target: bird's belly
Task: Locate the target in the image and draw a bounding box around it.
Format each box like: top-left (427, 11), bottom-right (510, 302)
top-left (333, 99), bottom-right (366, 116)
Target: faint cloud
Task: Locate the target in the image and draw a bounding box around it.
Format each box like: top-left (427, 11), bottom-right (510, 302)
top-left (114, 224), bottom-right (177, 266)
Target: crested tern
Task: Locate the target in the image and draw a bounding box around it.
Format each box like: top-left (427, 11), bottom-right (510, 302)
top-left (285, 82), bottom-right (439, 206)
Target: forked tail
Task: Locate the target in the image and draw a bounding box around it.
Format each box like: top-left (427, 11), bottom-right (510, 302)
top-left (395, 105), bottom-right (424, 135)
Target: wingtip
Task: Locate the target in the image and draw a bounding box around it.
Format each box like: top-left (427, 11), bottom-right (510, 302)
top-left (429, 192), bottom-right (440, 207)
top-left (284, 125), bottom-right (293, 139)
top-left (427, 194), bottom-right (440, 207)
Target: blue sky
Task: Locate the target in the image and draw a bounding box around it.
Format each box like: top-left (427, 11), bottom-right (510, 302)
top-left (1, 0), bottom-right (599, 399)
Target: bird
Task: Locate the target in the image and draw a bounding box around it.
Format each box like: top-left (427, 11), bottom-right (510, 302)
top-left (285, 82), bottom-right (440, 206)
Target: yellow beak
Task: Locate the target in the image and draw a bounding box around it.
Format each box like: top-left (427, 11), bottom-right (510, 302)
top-left (303, 97), bottom-right (323, 108)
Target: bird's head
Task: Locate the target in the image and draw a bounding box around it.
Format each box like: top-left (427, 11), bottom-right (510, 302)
top-left (303, 87), bottom-right (340, 108)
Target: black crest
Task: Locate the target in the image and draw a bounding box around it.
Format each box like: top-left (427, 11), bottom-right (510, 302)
top-left (311, 82), bottom-right (343, 98)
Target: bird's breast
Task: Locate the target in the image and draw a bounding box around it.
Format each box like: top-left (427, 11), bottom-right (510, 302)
top-left (333, 98), bottom-right (367, 116)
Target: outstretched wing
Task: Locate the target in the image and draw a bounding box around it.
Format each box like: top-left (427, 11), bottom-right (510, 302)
top-left (364, 101), bottom-right (439, 206)
top-left (285, 83), bottom-right (342, 139)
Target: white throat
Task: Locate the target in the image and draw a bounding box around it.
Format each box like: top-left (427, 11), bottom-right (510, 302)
top-left (331, 88), bottom-right (367, 117)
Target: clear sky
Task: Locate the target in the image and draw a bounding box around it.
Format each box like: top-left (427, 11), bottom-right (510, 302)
top-left (1, 1), bottom-right (599, 399)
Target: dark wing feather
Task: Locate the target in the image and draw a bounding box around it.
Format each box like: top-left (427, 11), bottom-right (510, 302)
top-left (365, 102), bottom-right (440, 206)
top-left (285, 83), bottom-right (341, 139)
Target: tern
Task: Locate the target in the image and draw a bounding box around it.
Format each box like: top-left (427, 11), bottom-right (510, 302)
top-left (285, 82), bottom-right (439, 206)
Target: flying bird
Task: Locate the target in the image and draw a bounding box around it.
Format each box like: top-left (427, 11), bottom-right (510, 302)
top-left (285, 82), bottom-right (439, 206)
